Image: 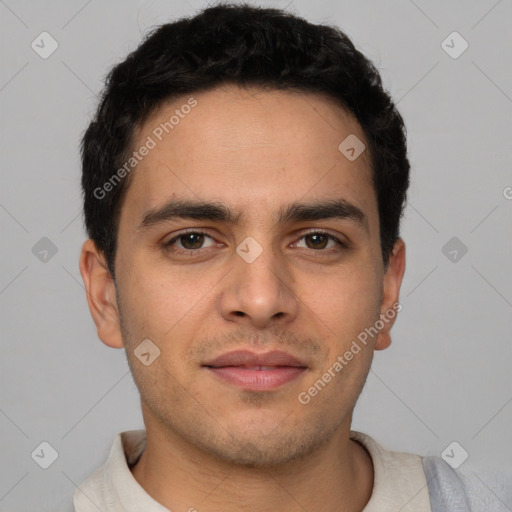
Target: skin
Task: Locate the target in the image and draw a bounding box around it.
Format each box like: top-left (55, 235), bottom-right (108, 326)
top-left (80, 84), bottom-right (406, 512)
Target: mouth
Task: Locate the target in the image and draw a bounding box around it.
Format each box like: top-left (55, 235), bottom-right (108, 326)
top-left (203, 350), bottom-right (308, 391)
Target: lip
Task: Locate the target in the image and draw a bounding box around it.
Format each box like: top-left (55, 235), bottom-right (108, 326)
top-left (203, 350), bottom-right (308, 391)
top-left (204, 349), bottom-right (306, 368)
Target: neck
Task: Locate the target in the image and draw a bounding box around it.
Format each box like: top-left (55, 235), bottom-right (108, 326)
top-left (130, 423), bottom-right (374, 512)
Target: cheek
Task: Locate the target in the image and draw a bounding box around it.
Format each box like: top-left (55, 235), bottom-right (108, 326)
top-left (118, 259), bottom-right (214, 348)
top-left (118, 269), bottom-right (200, 389)
top-left (302, 264), bottom-right (381, 329)
top-left (119, 249), bottom-right (170, 311)
top-left (306, 279), bottom-right (381, 374)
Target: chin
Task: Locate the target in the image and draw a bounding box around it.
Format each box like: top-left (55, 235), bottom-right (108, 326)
top-left (200, 418), bottom-right (335, 468)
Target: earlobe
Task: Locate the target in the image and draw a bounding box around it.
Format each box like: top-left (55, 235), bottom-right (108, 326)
top-left (79, 239), bottom-right (124, 349)
top-left (375, 238), bottom-right (406, 351)
top-left (375, 331), bottom-right (392, 351)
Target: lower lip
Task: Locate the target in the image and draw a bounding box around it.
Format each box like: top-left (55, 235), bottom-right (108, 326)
top-left (205, 366), bottom-right (306, 391)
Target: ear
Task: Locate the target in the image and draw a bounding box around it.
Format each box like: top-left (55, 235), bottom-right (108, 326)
top-left (375, 238), bottom-right (406, 351)
top-left (79, 239), bottom-right (124, 349)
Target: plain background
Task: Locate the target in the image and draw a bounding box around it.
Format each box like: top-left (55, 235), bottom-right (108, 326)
top-left (1, 0), bottom-right (511, 510)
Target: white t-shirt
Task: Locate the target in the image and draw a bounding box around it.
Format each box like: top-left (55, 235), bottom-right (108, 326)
top-left (73, 429), bottom-right (432, 511)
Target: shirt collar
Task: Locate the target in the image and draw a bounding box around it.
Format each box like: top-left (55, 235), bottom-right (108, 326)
top-left (351, 431), bottom-right (431, 511)
top-left (73, 430), bottom-right (169, 511)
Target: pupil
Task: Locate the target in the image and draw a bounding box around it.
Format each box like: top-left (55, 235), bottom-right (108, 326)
top-left (183, 233), bottom-right (203, 249)
top-left (308, 234), bottom-right (326, 249)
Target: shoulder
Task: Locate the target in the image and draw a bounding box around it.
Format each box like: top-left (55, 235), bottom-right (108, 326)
top-left (351, 431), bottom-right (512, 511)
top-left (422, 456), bottom-right (471, 510)
top-left (422, 456), bottom-right (512, 511)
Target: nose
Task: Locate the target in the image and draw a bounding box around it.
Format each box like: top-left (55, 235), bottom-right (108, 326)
top-left (218, 240), bottom-right (299, 330)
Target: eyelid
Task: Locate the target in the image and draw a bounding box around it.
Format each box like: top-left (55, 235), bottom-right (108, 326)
top-left (296, 228), bottom-right (349, 246)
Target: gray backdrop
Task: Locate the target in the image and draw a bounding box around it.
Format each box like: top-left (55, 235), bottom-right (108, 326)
top-left (1, 0), bottom-right (511, 510)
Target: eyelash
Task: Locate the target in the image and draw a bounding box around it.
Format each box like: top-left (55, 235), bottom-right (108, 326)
top-left (163, 229), bottom-right (347, 257)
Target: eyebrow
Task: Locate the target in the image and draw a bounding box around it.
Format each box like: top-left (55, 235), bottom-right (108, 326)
top-left (138, 198), bottom-right (368, 233)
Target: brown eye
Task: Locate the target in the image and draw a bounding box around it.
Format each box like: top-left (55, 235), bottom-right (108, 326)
top-left (177, 232), bottom-right (206, 250)
top-left (294, 231), bottom-right (346, 251)
top-left (164, 231), bottom-right (216, 254)
top-left (304, 233), bottom-right (329, 249)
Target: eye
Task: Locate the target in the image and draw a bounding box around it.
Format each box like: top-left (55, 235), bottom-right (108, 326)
top-left (163, 229), bottom-right (347, 257)
top-left (293, 231), bottom-right (347, 252)
top-left (164, 230), bottom-right (217, 255)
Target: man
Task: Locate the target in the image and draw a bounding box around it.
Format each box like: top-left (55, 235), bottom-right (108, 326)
top-left (76, 3), bottom-right (494, 511)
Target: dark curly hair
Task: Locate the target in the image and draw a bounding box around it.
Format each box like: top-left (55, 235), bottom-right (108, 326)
top-left (81, 2), bottom-right (410, 277)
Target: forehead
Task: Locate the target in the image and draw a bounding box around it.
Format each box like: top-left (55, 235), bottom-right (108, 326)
top-left (121, 84), bottom-right (377, 229)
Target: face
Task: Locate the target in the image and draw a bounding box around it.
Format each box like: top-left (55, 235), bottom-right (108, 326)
top-left (81, 84), bottom-right (405, 466)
